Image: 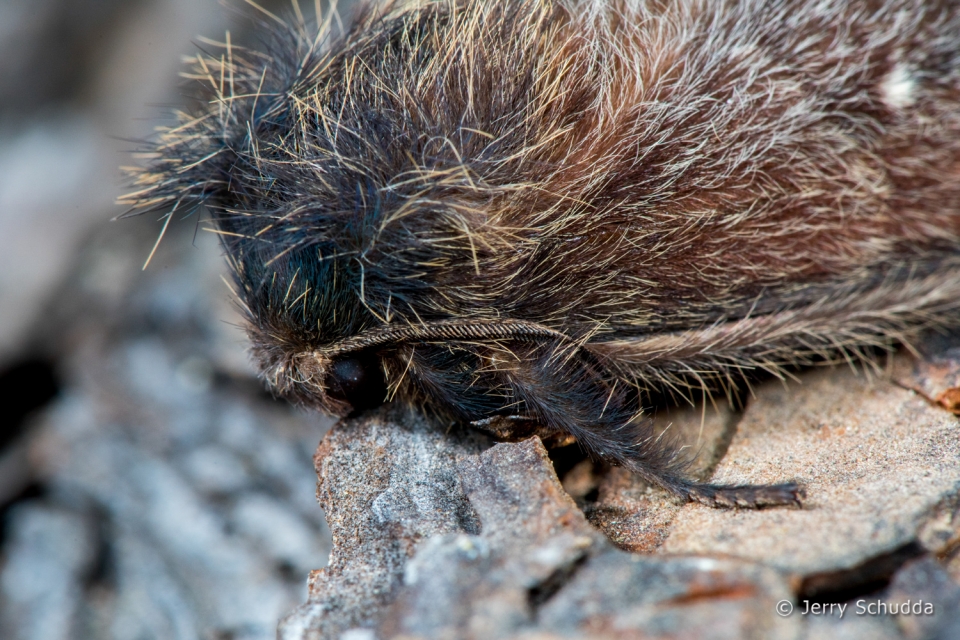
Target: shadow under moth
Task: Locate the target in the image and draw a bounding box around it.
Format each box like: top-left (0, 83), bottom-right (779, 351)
top-left (122, 0), bottom-right (960, 508)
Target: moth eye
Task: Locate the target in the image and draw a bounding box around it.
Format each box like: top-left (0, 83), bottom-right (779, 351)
top-left (327, 354), bottom-right (386, 413)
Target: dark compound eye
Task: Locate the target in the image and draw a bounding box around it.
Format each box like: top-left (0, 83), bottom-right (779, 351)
top-left (327, 354), bottom-right (387, 413)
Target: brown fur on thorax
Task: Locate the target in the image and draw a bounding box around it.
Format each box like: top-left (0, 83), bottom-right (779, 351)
top-left (122, 0), bottom-right (960, 507)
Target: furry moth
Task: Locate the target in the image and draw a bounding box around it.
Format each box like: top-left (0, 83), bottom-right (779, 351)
top-left (122, 0), bottom-right (960, 508)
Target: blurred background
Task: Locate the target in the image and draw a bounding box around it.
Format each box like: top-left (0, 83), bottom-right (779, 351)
top-left (0, 1), bottom-right (340, 638)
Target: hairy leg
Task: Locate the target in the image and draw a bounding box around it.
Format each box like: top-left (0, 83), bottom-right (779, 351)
top-left (499, 342), bottom-right (805, 508)
top-left (392, 340), bottom-right (804, 508)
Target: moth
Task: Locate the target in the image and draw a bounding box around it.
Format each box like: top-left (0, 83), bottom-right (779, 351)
top-left (122, 0), bottom-right (960, 508)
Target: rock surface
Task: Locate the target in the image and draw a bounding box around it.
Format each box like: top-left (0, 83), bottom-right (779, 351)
top-left (283, 344), bottom-right (960, 640)
top-left (661, 363), bottom-right (960, 579)
top-left (0, 204), bottom-right (337, 640)
top-left (283, 412), bottom-right (799, 640)
top-left (279, 408), bottom-right (488, 639)
top-left (0, 225), bottom-right (334, 640)
top-left (894, 332), bottom-right (960, 415)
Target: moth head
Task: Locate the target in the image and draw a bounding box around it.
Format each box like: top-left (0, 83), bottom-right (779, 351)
top-left (118, 4), bottom-right (519, 416)
top-left (214, 232), bottom-right (389, 417)
top-left (248, 323), bottom-right (389, 416)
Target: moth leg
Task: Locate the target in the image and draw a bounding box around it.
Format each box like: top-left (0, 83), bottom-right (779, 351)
top-left (674, 479), bottom-right (806, 509)
top-left (500, 343), bottom-right (805, 509)
top-left (574, 424), bottom-right (806, 508)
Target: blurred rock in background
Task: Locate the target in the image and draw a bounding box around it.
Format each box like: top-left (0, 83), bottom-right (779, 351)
top-left (0, 1), bottom-right (337, 638)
